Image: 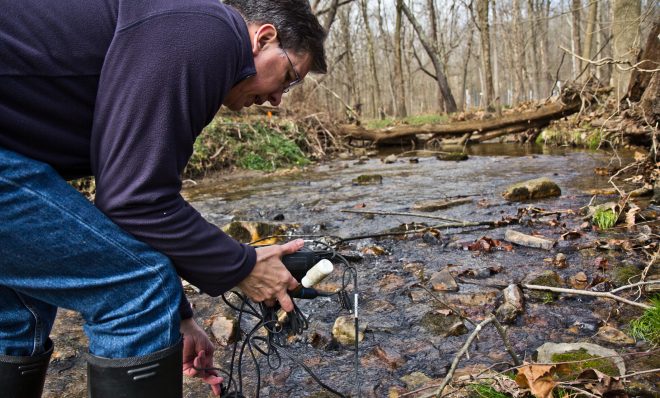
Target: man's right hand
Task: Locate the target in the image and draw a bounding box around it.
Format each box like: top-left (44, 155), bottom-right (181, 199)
top-left (237, 239), bottom-right (304, 312)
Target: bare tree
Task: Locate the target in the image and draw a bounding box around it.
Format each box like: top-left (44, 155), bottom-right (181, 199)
top-left (358, 0), bottom-right (381, 117)
top-left (611, 0), bottom-right (641, 99)
top-left (475, 0), bottom-right (495, 109)
top-left (571, 0), bottom-right (582, 75)
top-left (394, 0), bottom-right (408, 117)
top-left (581, 0), bottom-right (598, 79)
top-left (401, 1), bottom-right (458, 113)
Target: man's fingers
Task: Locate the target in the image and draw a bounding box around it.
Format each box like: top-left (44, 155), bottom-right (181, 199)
top-left (280, 238), bottom-right (304, 255)
top-left (278, 292), bottom-right (294, 312)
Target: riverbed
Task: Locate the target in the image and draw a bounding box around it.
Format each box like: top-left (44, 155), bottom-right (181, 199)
top-left (44, 144), bottom-right (659, 397)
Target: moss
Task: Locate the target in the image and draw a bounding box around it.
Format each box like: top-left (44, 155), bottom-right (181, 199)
top-left (613, 265), bottom-right (641, 286)
top-left (436, 152), bottom-right (469, 161)
top-left (468, 384), bottom-right (510, 398)
top-left (551, 348), bottom-right (619, 378)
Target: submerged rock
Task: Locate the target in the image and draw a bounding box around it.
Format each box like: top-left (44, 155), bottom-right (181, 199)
top-left (430, 269), bottom-right (458, 292)
top-left (411, 197), bottom-right (472, 212)
top-left (420, 311), bottom-right (468, 337)
top-left (352, 174), bottom-right (383, 185)
top-left (523, 270), bottom-right (564, 302)
top-left (400, 371), bottom-right (432, 389)
top-left (436, 152), bottom-right (468, 161)
top-left (221, 221), bottom-right (294, 244)
top-left (502, 177), bottom-right (561, 201)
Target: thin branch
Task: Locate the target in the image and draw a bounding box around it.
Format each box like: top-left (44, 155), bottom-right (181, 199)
top-left (610, 280), bottom-right (660, 294)
top-left (522, 284), bottom-right (651, 309)
top-left (491, 318), bottom-right (522, 366)
top-left (560, 45), bottom-right (660, 73)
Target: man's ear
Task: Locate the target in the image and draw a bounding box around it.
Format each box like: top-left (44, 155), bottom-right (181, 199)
top-left (252, 24), bottom-right (278, 55)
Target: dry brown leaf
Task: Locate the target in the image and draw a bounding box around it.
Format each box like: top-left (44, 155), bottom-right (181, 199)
top-left (577, 368), bottom-right (628, 397)
top-left (515, 363), bottom-right (557, 398)
top-left (625, 204), bottom-right (640, 230)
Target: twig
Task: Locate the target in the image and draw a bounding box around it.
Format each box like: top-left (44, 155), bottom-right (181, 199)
top-left (521, 284), bottom-right (651, 309)
top-left (619, 368), bottom-right (660, 379)
top-left (341, 209), bottom-right (492, 226)
top-left (419, 315), bottom-right (496, 398)
top-left (410, 283), bottom-right (477, 327)
top-left (640, 246), bottom-right (660, 283)
top-left (491, 318), bottom-right (522, 366)
top-left (559, 45), bottom-right (660, 73)
top-left (559, 385), bottom-right (600, 398)
top-left (610, 280), bottom-right (660, 294)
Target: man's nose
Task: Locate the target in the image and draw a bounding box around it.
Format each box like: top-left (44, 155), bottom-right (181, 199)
top-left (268, 91), bottom-right (283, 106)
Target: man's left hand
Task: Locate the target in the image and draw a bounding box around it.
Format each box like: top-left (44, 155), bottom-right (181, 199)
top-left (181, 317), bottom-right (223, 396)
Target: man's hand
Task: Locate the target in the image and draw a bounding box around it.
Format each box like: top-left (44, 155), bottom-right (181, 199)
top-left (237, 239), bottom-right (304, 312)
top-left (181, 318), bottom-right (223, 396)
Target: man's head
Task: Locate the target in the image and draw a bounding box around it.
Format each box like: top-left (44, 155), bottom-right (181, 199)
top-left (223, 0), bottom-right (327, 110)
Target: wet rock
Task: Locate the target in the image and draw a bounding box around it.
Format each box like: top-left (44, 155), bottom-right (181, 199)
top-left (402, 261), bottom-right (425, 281)
top-left (221, 221), bottom-right (294, 244)
top-left (378, 274), bottom-right (406, 293)
top-left (430, 269), bottom-right (458, 292)
top-left (361, 245), bottom-right (387, 256)
top-left (523, 270), bottom-right (564, 302)
top-left (400, 371), bottom-right (432, 389)
top-left (352, 174), bottom-right (383, 185)
top-left (496, 284), bottom-right (524, 323)
top-left (338, 152), bottom-right (352, 160)
top-left (420, 311), bottom-right (468, 337)
top-left (409, 157), bottom-right (419, 163)
top-left (332, 315), bottom-right (367, 345)
top-left (554, 253), bottom-right (568, 268)
top-left (536, 342), bottom-right (626, 376)
top-left (502, 177), bottom-right (561, 201)
top-left (436, 290), bottom-right (500, 308)
top-left (569, 272), bottom-right (589, 289)
top-left (596, 325), bottom-right (635, 345)
top-left (504, 229), bottom-right (555, 250)
top-left (408, 289), bottom-right (429, 303)
top-left (411, 197), bottom-right (472, 212)
top-left (308, 325), bottom-right (332, 349)
top-left (383, 154), bottom-right (397, 164)
top-left (369, 345), bottom-right (405, 369)
top-left (436, 152), bottom-right (468, 161)
top-left (211, 315), bottom-right (236, 346)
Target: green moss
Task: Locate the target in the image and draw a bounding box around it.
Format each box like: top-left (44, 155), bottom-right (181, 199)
top-left (468, 384), bottom-right (510, 398)
top-left (592, 207), bottom-right (617, 229)
top-left (586, 131), bottom-right (603, 150)
top-left (629, 296), bottom-right (660, 345)
top-left (613, 265), bottom-right (641, 286)
top-left (551, 348), bottom-right (619, 378)
top-left (352, 174), bottom-right (383, 185)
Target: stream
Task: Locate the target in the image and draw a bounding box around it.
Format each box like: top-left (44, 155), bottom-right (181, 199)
top-left (44, 144), bottom-right (658, 397)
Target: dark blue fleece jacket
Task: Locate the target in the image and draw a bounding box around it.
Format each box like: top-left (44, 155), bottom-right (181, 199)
top-left (0, 0), bottom-right (258, 316)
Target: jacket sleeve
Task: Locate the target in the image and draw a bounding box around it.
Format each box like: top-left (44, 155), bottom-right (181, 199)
top-left (90, 12), bottom-right (256, 297)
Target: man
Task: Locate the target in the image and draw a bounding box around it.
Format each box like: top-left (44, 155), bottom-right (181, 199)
top-left (0, 0), bottom-right (327, 396)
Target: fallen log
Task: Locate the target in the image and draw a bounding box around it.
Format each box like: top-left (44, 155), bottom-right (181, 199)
top-left (340, 90), bottom-right (582, 145)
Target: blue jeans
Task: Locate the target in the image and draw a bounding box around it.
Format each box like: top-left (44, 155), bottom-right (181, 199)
top-left (0, 147), bottom-right (181, 358)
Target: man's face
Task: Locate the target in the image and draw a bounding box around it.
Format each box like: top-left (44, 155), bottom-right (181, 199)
top-left (223, 24), bottom-right (312, 111)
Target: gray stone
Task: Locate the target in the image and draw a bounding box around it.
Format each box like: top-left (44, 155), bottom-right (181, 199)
top-left (502, 177), bottom-right (561, 201)
top-left (536, 342), bottom-right (626, 376)
top-left (596, 325), bottom-right (635, 346)
top-left (211, 316), bottom-right (236, 346)
top-left (421, 311), bottom-right (468, 337)
top-left (383, 154), bottom-right (397, 164)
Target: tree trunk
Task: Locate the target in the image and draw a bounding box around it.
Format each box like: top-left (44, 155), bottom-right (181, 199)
top-left (460, 28), bottom-right (474, 110)
top-left (512, 0), bottom-right (527, 102)
top-left (394, 0), bottom-right (407, 117)
top-left (626, 20), bottom-right (660, 102)
top-left (476, 0), bottom-right (495, 109)
top-left (401, 1), bottom-right (458, 113)
top-left (571, 0), bottom-right (582, 75)
top-left (358, 0), bottom-right (381, 117)
top-left (527, 0), bottom-right (541, 99)
top-left (611, 0), bottom-right (641, 100)
top-left (581, 0), bottom-right (598, 79)
top-left (339, 7), bottom-right (356, 107)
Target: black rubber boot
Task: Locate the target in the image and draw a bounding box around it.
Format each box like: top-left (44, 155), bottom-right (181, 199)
top-left (0, 339), bottom-right (54, 398)
top-left (87, 339), bottom-right (183, 398)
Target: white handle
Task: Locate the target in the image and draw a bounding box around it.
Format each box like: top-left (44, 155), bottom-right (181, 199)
top-left (301, 259), bottom-right (334, 287)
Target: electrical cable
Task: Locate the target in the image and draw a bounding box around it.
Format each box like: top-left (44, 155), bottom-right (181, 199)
top-left (201, 241), bottom-right (359, 398)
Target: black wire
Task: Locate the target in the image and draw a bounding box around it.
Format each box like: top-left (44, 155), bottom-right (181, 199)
top-left (215, 243), bottom-right (359, 398)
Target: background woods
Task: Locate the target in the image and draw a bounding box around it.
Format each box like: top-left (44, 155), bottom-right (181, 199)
top-left (296, 0), bottom-right (658, 120)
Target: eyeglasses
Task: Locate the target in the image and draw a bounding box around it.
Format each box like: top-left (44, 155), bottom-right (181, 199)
top-left (280, 47), bottom-right (302, 93)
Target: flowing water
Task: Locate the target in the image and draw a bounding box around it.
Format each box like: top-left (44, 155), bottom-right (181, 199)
top-left (178, 144), bottom-right (655, 397)
top-left (44, 144), bottom-right (656, 398)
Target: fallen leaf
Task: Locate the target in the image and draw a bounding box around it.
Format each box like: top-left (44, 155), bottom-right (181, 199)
top-left (515, 363), bottom-right (557, 398)
top-left (625, 204), bottom-right (640, 230)
top-left (594, 257), bottom-right (609, 270)
top-left (577, 368), bottom-right (628, 397)
top-left (354, 202), bottom-right (367, 208)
